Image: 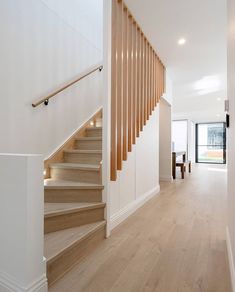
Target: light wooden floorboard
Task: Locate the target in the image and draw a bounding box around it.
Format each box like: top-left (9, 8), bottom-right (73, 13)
top-left (49, 164), bottom-right (231, 292)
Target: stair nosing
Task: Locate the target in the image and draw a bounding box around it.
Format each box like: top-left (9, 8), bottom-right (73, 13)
top-left (75, 137), bottom-right (102, 141)
top-left (49, 163), bottom-right (101, 171)
top-left (44, 184), bottom-right (104, 190)
top-left (44, 179), bottom-right (104, 190)
top-left (86, 127), bottom-right (102, 131)
top-left (64, 149), bottom-right (102, 154)
top-left (45, 221), bottom-right (106, 263)
top-left (44, 202), bottom-right (105, 218)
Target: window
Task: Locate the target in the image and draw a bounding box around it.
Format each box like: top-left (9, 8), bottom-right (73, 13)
top-left (196, 123), bottom-right (226, 164)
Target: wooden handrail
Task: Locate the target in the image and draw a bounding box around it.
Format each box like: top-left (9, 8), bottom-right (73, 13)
top-left (32, 63), bottom-right (103, 108)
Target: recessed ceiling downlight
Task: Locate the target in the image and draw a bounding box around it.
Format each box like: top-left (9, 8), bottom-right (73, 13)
top-left (178, 38), bottom-right (186, 45)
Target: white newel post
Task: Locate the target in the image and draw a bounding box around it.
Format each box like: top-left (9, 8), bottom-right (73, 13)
top-left (0, 154), bottom-right (48, 292)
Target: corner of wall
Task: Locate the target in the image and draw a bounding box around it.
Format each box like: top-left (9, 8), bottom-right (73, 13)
top-left (0, 268), bottom-right (48, 292)
top-left (226, 227), bottom-right (235, 292)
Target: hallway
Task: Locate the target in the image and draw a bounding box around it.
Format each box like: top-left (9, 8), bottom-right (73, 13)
top-left (50, 164), bottom-right (231, 292)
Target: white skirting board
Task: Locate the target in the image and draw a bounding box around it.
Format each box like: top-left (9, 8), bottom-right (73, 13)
top-left (110, 185), bottom-right (160, 231)
top-left (0, 272), bottom-right (48, 292)
top-left (226, 227), bottom-right (235, 292)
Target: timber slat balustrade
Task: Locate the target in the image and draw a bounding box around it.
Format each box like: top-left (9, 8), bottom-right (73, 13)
top-left (110, 0), bottom-right (165, 181)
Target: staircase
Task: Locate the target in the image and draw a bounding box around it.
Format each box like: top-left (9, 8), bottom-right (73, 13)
top-left (43, 118), bottom-right (106, 286)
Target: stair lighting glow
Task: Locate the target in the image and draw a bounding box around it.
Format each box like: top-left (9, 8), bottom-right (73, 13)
top-left (178, 38), bottom-right (186, 45)
top-left (43, 169), bottom-right (47, 176)
top-left (90, 121), bottom-right (94, 126)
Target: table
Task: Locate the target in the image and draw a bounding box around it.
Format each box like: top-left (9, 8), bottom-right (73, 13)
top-left (172, 151), bottom-right (186, 179)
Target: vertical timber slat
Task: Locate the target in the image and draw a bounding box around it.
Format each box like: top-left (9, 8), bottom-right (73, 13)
top-left (122, 7), bottom-right (128, 161)
top-left (116, 0), bottom-right (123, 170)
top-left (132, 20), bottom-right (136, 144)
top-left (127, 13), bottom-right (132, 152)
top-left (110, 0), bottom-right (118, 181)
top-left (144, 38), bottom-right (147, 125)
top-left (140, 33), bottom-right (144, 131)
top-left (110, 0), bottom-right (165, 180)
top-left (136, 27), bottom-right (140, 138)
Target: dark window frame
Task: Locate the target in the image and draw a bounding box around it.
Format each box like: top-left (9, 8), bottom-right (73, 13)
top-left (195, 122), bottom-right (226, 164)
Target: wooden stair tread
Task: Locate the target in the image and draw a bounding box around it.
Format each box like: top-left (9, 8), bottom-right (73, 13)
top-left (44, 221), bottom-right (106, 262)
top-left (44, 202), bottom-right (105, 217)
top-left (49, 163), bottom-right (101, 171)
top-left (44, 111), bottom-right (104, 285)
top-left (44, 179), bottom-right (103, 190)
top-left (76, 137), bottom-right (102, 141)
top-left (86, 127), bottom-right (102, 131)
top-left (64, 149), bottom-right (102, 154)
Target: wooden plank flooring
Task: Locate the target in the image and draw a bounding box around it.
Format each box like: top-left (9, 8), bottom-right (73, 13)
top-left (49, 164), bottom-right (231, 292)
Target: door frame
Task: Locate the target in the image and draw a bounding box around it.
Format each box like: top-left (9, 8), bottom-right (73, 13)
top-left (195, 122), bottom-right (226, 164)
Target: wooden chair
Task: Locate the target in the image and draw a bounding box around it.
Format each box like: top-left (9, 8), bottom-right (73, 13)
top-left (176, 160), bottom-right (191, 179)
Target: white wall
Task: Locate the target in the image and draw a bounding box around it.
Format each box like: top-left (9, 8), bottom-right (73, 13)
top-left (227, 0), bottom-right (235, 290)
top-left (0, 0), bottom-right (103, 158)
top-left (172, 119), bottom-right (195, 162)
top-left (41, 0), bottom-right (103, 51)
top-left (159, 71), bottom-right (173, 181)
top-left (163, 69), bottom-right (173, 105)
top-left (159, 99), bottom-right (172, 181)
top-left (0, 154), bottom-right (47, 292)
top-left (172, 120), bottom-right (188, 153)
top-left (109, 108), bottom-right (160, 230)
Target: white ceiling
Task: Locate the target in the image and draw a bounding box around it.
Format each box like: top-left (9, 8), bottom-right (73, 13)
top-left (125, 0), bottom-right (227, 123)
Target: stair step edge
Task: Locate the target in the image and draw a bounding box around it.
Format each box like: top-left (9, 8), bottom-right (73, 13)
top-left (45, 221), bottom-right (106, 263)
top-left (64, 150), bottom-right (102, 154)
top-left (76, 137), bottom-right (102, 141)
top-left (86, 127), bottom-right (102, 131)
top-left (44, 184), bottom-right (104, 190)
top-left (44, 202), bottom-right (106, 218)
top-left (50, 163), bottom-right (101, 171)
top-left (44, 179), bottom-right (104, 189)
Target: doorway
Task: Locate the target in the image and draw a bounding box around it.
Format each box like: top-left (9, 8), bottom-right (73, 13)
top-left (196, 123), bottom-right (226, 164)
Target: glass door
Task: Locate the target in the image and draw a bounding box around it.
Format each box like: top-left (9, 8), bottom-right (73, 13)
top-left (196, 123), bottom-right (226, 164)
